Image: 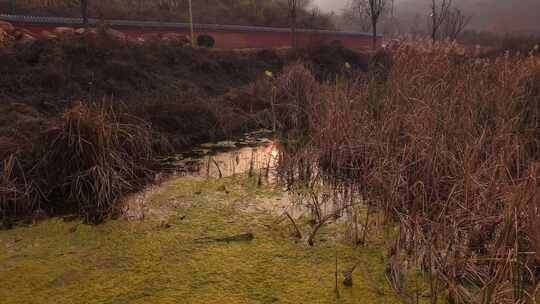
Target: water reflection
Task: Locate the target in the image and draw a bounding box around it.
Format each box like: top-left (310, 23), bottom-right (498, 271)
top-left (164, 130), bottom-right (281, 181)
top-left (198, 142), bottom-right (280, 180)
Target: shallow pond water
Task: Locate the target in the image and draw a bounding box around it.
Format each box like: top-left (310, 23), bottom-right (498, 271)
top-left (163, 130), bottom-right (280, 180)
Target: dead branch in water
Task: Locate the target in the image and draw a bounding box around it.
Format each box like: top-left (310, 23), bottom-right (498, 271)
top-left (211, 157), bottom-right (223, 178)
top-left (306, 204), bottom-right (353, 246)
top-left (195, 232), bottom-right (254, 243)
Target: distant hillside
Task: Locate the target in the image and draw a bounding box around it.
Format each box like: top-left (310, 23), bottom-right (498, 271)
top-left (0, 0), bottom-right (334, 29)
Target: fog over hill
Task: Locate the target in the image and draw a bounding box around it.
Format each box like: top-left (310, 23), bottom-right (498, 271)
top-left (313, 0), bottom-right (348, 12)
top-left (313, 0), bottom-right (540, 34)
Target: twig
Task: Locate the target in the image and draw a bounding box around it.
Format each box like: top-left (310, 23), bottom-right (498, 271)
top-left (284, 211), bottom-right (303, 239)
top-left (211, 158), bottom-right (223, 178)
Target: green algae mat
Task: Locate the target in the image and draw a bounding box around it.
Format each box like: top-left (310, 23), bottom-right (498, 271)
top-left (0, 176), bottom-right (406, 304)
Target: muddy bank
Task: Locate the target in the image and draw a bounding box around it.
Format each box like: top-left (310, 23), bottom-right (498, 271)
top-left (0, 30), bottom-right (368, 105)
top-left (0, 29), bottom-right (369, 151)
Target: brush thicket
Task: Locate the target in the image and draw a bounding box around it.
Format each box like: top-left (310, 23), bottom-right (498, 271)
top-left (275, 41), bottom-right (540, 302)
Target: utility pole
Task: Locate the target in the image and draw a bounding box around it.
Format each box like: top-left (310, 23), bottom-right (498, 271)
top-left (188, 0), bottom-right (195, 46)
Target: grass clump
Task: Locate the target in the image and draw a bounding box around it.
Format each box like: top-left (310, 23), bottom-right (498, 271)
top-left (0, 102), bottom-right (158, 223)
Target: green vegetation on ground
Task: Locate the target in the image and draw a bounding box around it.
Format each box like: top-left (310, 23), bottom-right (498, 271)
top-left (0, 176), bottom-right (418, 304)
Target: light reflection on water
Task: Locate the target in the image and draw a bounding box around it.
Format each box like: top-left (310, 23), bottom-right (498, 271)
top-left (162, 129), bottom-right (281, 180)
top-left (197, 142), bottom-right (280, 180)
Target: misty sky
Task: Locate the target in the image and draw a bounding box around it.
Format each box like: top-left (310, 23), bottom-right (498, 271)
top-left (314, 0), bottom-right (540, 33)
top-left (313, 0), bottom-right (348, 12)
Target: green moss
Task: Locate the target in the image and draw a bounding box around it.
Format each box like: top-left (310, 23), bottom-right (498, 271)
top-left (0, 176), bottom-right (427, 304)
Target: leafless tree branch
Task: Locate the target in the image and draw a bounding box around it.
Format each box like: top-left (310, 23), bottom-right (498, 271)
top-left (442, 8), bottom-right (471, 40)
top-left (430, 0), bottom-right (453, 41)
top-left (348, 0), bottom-right (387, 49)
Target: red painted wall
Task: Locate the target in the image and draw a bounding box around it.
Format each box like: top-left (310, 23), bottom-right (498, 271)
top-left (18, 24), bottom-right (380, 51)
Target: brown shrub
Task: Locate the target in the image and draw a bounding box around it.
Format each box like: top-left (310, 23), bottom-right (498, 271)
top-left (273, 63), bottom-right (318, 134)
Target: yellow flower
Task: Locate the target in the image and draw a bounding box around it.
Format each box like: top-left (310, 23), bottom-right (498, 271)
top-left (265, 70), bottom-right (273, 78)
top-left (345, 62), bottom-right (351, 69)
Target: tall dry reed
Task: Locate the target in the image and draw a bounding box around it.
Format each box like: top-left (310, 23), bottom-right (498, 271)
top-left (275, 41), bottom-right (540, 303)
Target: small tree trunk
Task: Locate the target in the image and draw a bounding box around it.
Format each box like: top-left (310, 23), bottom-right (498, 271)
top-left (291, 12), bottom-right (298, 49)
top-left (431, 0), bottom-right (437, 41)
top-left (372, 21), bottom-right (378, 50)
top-left (81, 0), bottom-right (89, 27)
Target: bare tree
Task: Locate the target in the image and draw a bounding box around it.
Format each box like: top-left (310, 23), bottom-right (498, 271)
top-left (441, 8), bottom-right (471, 40)
top-left (367, 0), bottom-right (386, 49)
top-left (344, 1), bottom-right (372, 33)
top-left (350, 0), bottom-right (386, 49)
top-left (430, 0), bottom-right (452, 41)
top-left (286, 0), bottom-right (311, 49)
top-left (308, 7), bottom-right (321, 29)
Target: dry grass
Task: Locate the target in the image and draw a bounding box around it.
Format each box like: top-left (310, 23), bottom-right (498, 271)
top-left (0, 102), bottom-right (158, 223)
top-left (0, 155), bottom-right (36, 218)
top-left (274, 40), bottom-right (540, 303)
